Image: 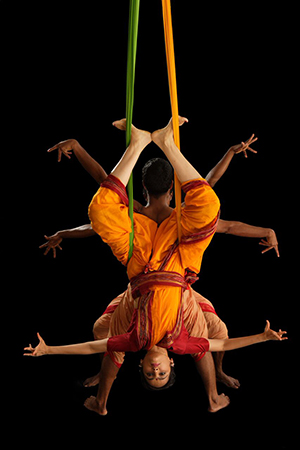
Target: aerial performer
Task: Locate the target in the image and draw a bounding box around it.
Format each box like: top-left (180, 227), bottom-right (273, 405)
top-left (25, 119), bottom-right (287, 405)
top-left (38, 129), bottom-right (279, 413)
top-left (31, 1), bottom-right (282, 414)
top-left (40, 126), bottom-right (279, 412)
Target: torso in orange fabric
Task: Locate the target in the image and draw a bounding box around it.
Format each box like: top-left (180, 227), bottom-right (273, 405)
top-left (89, 176), bottom-right (220, 349)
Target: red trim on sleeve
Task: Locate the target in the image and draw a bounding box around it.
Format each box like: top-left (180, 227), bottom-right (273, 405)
top-left (104, 352), bottom-right (123, 369)
top-left (101, 174), bottom-right (129, 205)
top-left (182, 178), bottom-right (210, 193)
top-left (181, 211), bottom-right (220, 245)
top-left (192, 351), bottom-right (207, 362)
top-left (102, 304), bottom-right (119, 316)
top-left (199, 302), bottom-right (217, 315)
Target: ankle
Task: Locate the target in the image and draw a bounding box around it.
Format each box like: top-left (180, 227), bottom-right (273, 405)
top-left (208, 392), bottom-right (220, 406)
top-left (97, 397), bottom-right (107, 412)
top-left (215, 369), bottom-right (225, 380)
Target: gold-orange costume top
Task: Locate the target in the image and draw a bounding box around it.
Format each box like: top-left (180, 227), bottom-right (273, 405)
top-left (89, 174), bottom-right (220, 352)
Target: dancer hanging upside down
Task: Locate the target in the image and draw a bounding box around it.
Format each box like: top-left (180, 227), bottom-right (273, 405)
top-left (26, 118), bottom-right (287, 411)
top-left (40, 120), bottom-right (278, 413)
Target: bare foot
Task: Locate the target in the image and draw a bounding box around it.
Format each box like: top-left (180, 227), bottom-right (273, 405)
top-left (151, 116), bottom-right (188, 148)
top-left (112, 118), bottom-right (152, 148)
top-left (83, 372), bottom-right (101, 388)
top-left (84, 396), bottom-right (108, 416)
top-left (217, 371), bottom-right (240, 389)
top-left (208, 393), bottom-right (230, 413)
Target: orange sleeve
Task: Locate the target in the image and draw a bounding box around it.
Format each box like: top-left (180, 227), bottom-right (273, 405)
top-left (179, 178), bottom-right (220, 273)
top-left (181, 178), bottom-right (220, 235)
top-left (88, 175), bottom-right (131, 266)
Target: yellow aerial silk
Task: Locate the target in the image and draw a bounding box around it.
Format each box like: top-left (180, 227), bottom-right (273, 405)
top-left (162, 0), bottom-right (182, 241)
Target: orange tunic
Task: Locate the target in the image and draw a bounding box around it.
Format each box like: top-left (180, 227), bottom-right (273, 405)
top-left (89, 175), bottom-right (220, 349)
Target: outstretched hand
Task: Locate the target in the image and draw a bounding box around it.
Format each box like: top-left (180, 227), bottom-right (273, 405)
top-left (230, 134), bottom-right (258, 158)
top-left (24, 333), bottom-right (48, 357)
top-left (39, 234), bottom-right (62, 258)
top-left (47, 139), bottom-right (78, 162)
top-left (259, 232), bottom-right (280, 257)
top-left (263, 320), bottom-right (288, 341)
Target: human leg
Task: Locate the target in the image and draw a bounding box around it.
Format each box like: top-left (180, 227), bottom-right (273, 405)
top-left (192, 289), bottom-right (240, 390)
top-left (213, 351), bottom-right (240, 389)
top-left (194, 353), bottom-right (230, 413)
top-left (151, 117), bottom-right (203, 183)
top-left (84, 355), bottom-right (120, 416)
top-left (111, 120), bottom-right (152, 186)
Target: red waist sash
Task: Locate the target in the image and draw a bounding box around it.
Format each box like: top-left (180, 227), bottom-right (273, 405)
top-left (130, 270), bottom-right (189, 299)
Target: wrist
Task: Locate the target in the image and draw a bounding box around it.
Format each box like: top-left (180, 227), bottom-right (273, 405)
top-left (56, 230), bottom-right (67, 239)
top-left (260, 332), bottom-right (268, 343)
top-left (44, 345), bottom-right (51, 355)
top-left (71, 139), bottom-right (80, 153)
top-left (227, 147), bottom-right (236, 156)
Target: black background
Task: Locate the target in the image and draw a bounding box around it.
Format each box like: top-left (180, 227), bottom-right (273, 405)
top-left (4, 0), bottom-right (297, 447)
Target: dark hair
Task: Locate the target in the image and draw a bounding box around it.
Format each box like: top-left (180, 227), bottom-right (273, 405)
top-left (139, 366), bottom-right (176, 391)
top-left (142, 158), bottom-right (173, 198)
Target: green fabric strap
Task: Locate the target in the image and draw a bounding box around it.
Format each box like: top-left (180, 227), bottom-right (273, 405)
top-left (126, 0), bottom-right (140, 261)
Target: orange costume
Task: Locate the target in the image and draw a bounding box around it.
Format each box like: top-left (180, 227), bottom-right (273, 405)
top-left (89, 174), bottom-right (220, 353)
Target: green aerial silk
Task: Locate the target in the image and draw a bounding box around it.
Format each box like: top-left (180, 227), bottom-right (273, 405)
top-left (126, 0), bottom-right (140, 261)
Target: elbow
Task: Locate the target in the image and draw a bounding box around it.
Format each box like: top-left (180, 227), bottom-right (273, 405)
top-left (88, 341), bottom-right (104, 355)
top-left (87, 343), bottom-right (96, 354)
top-left (224, 221), bottom-right (243, 235)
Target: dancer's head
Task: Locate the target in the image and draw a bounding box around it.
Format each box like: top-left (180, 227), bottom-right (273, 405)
top-left (139, 346), bottom-right (176, 390)
top-left (142, 158), bottom-right (173, 199)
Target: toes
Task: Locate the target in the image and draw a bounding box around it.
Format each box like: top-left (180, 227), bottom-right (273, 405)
top-left (178, 116), bottom-right (188, 126)
top-left (112, 119), bottom-right (127, 130)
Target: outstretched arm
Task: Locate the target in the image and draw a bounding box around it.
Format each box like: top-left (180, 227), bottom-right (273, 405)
top-left (217, 220), bottom-right (279, 257)
top-left (47, 139), bottom-right (108, 184)
top-left (208, 321), bottom-right (287, 352)
top-left (205, 134), bottom-right (257, 187)
top-left (24, 333), bottom-right (108, 356)
top-left (39, 224), bottom-right (97, 258)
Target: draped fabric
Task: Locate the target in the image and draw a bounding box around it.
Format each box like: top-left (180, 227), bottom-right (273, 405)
top-left (162, 0), bottom-right (182, 241)
top-left (126, 0), bottom-right (140, 260)
top-left (89, 175), bottom-right (220, 350)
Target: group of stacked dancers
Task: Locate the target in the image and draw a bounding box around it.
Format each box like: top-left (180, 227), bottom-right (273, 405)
top-left (24, 117), bottom-right (287, 415)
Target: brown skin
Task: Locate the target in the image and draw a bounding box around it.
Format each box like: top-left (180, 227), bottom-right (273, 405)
top-left (36, 120), bottom-right (280, 414)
